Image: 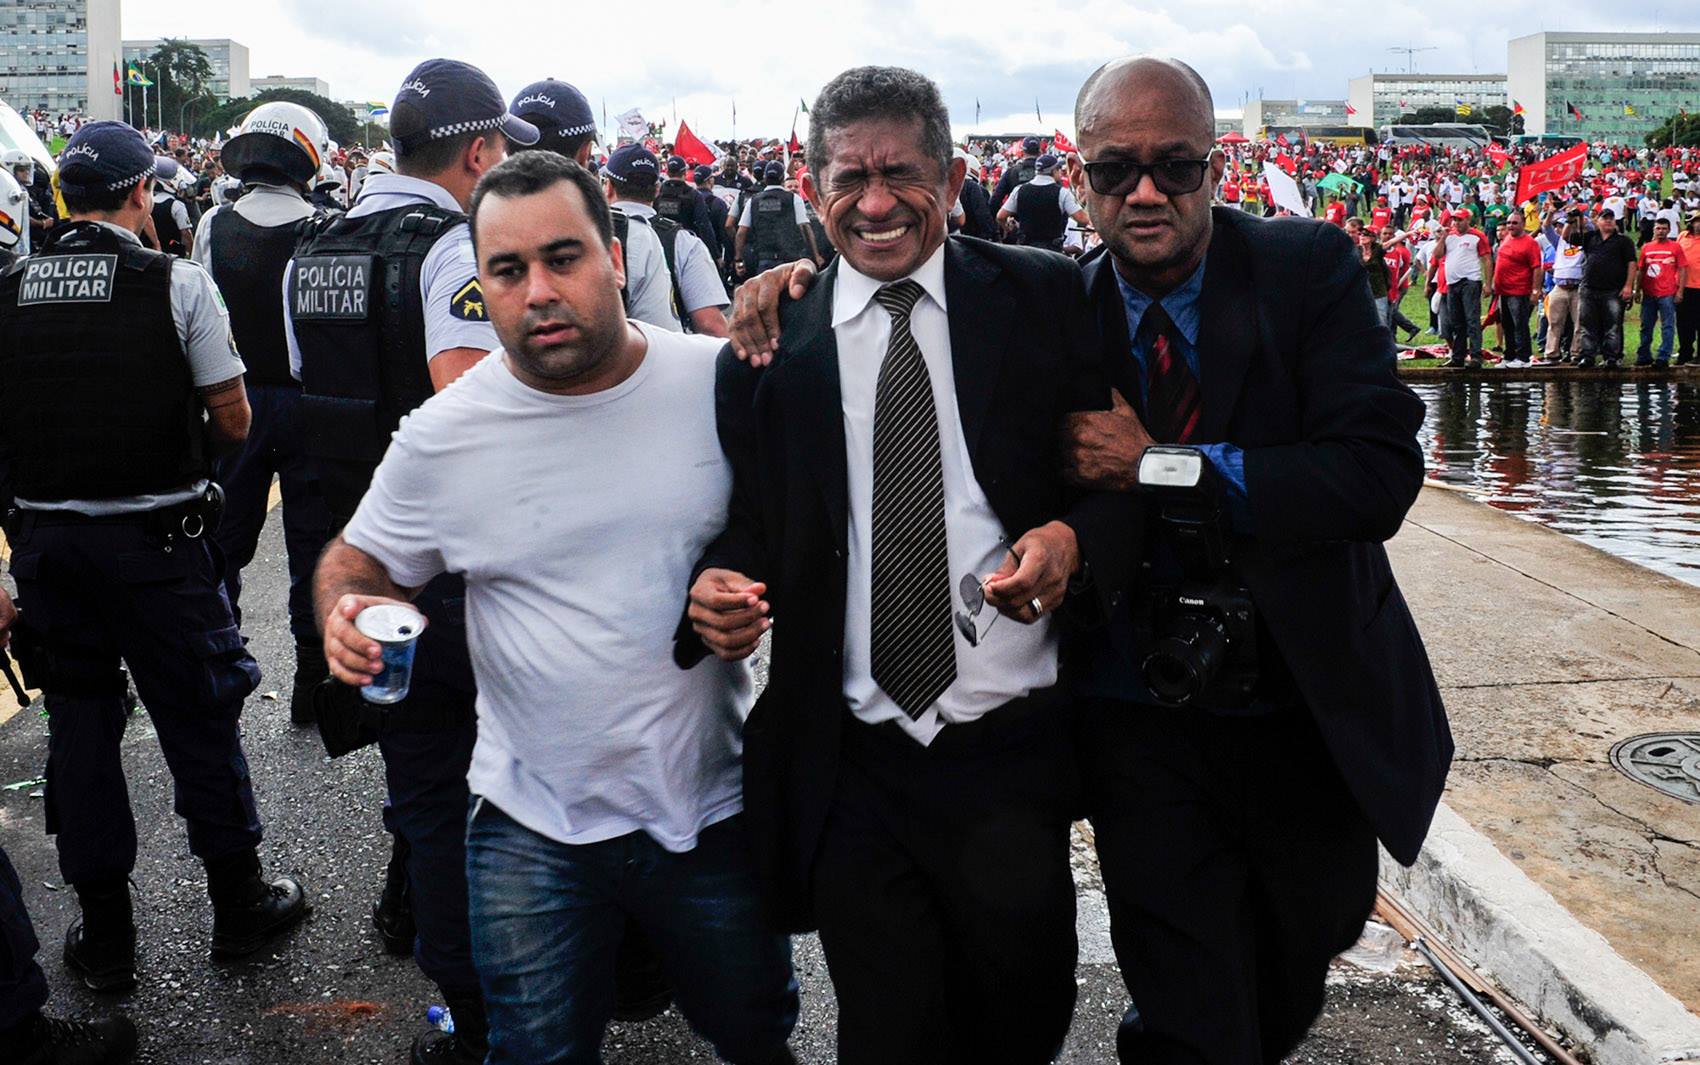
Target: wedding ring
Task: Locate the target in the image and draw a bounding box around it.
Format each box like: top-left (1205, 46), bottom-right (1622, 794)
top-left (1030, 597), bottom-right (1044, 615)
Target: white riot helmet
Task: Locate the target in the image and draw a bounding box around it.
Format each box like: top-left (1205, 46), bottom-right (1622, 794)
top-left (1, 148), bottom-right (33, 188)
top-left (367, 150), bottom-right (396, 175)
top-left (0, 168), bottom-right (26, 251)
top-left (219, 101), bottom-right (328, 187)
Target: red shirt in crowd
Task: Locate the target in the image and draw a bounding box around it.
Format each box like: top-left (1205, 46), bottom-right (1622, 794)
top-left (1493, 233), bottom-right (1544, 296)
top-left (1370, 206), bottom-right (1392, 231)
top-left (1324, 201), bottom-right (1347, 226)
top-left (1638, 239), bottom-right (1688, 299)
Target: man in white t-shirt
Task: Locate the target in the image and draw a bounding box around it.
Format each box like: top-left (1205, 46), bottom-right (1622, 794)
top-left (1429, 211), bottom-right (1494, 367)
top-left (313, 151), bottom-right (799, 1065)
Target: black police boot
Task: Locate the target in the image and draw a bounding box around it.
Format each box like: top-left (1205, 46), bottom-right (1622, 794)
top-left (63, 877), bottom-right (136, 993)
top-left (372, 832), bottom-right (415, 955)
top-left (205, 849), bottom-right (308, 958)
top-left (611, 920), bottom-right (673, 1022)
top-left (290, 641), bottom-right (327, 727)
top-left (7, 1010), bottom-right (138, 1065)
top-left (410, 986), bottom-right (488, 1065)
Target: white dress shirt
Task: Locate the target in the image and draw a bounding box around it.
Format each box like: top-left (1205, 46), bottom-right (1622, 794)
top-left (832, 244), bottom-right (1058, 746)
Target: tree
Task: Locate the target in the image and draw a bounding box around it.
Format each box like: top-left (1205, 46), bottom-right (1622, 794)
top-left (195, 88), bottom-right (362, 148)
top-left (1478, 105), bottom-right (1523, 137)
top-left (143, 39), bottom-right (218, 135)
top-left (1645, 112), bottom-right (1700, 149)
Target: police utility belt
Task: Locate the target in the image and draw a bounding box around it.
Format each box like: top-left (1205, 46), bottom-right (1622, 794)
top-left (7, 482), bottom-right (226, 542)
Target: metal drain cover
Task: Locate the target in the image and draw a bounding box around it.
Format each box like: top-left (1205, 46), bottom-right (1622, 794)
top-left (1609, 733), bottom-right (1700, 805)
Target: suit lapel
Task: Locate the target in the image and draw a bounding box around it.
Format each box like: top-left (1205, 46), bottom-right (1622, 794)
top-left (943, 238), bottom-right (1008, 459)
top-left (1083, 250), bottom-right (1140, 413)
top-left (773, 260), bottom-right (850, 550)
top-left (1194, 211), bottom-right (1256, 443)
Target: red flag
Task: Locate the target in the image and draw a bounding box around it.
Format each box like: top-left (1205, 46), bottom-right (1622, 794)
top-left (672, 121), bottom-right (716, 167)
top-left (1512, 100), bottom-right (1526, 116)
top-left (1052, 129), bottom-right (1076, 154)
top-left (1272, 153), bottom-right (1297, 176)
top-left (1345, 104), bottom-right (1357, 116)
top-left (1486, 145), bottom-right (1510, 170)
top-left (787, 129), bottom-right (801, 155)
top-left (113, 61), bottom-right (121, 95)
top-left (1514, 143), bottom-right (1587, 204)
top-left (1275, 133), bottom-right (1289, 147)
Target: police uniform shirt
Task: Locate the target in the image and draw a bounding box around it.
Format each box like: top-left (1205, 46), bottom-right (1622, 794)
top-left (737, 192), bottom-right (809, 228)
top-left (615, 202), bottom-right (729, 314)
top-left (284, 172), bottom-right (497, 379)
top-left (15, 221), bottom-right (245, 516)
top-left (153, 188), bottom-right (193, 235)
top-left (1000, 174), bottom-right (1081, 218)
top-left (190, 182), bottom-right (316, 275)
top-left (608, 201), bottom-right (683, 332)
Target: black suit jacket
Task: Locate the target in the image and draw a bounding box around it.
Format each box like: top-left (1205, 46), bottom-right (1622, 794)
top-left (1081, 207), bottom-right (1451, 866)
top-left (679, 236), bottom-right (1128, 931)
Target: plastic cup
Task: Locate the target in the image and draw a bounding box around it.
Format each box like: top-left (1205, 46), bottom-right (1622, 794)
top-left (355, 604), bottom-right (427, 705)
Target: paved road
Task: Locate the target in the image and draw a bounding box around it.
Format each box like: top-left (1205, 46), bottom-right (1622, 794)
top-left (0, 503), bottom-right (1551, 1063)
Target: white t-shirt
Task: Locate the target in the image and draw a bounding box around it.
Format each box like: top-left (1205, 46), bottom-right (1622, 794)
top-left (341, 322), bottom-right (751, 852)
top-left (1441, 228), bottom-right (1490, 282)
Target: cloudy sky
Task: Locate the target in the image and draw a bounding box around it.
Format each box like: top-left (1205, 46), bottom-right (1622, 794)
top-left (124, 1), bottom-right (1700, 139)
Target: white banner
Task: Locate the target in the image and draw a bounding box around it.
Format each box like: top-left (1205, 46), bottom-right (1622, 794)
top-left (1261, 164), bottom-right (1310, 217)
top-left (615, 108), bottom-right (648, 140)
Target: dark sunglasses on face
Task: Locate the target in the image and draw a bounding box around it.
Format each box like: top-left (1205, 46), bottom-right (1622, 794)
top-left (1079, 156), bottom-right (1214, 198)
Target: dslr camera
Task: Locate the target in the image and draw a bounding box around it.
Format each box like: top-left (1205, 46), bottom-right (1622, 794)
top-left (1133, 446), bottom-right (1260, 708)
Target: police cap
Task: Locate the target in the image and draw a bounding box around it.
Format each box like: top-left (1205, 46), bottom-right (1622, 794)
top-left (391, 59), bottom-right (540, 154)
top-left (57, 121), bottom-right (157, 199)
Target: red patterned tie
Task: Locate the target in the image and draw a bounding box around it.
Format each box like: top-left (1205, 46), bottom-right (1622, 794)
top-left (1139, 303), bottom-right (1201, 444)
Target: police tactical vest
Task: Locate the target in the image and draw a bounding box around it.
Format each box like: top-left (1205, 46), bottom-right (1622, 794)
top-left (151, 196), bottom-right (188, 256)
top-left (611, 210), bottom-right (685, 329)
top-left (1014, 182), bottom-right (1066, 245)
top-left (290, 203), bottom-right (462, 527)
top-left (0, 222), bottom-right (206, 500)
top-left (653, 179), bottom-right (696, 227)
top-left (210, 205), bottom-right (327, 388)
top-left (750, 187), bottom-right (808, 263)
top-left (1011, 157), bottom-right (1038, 189)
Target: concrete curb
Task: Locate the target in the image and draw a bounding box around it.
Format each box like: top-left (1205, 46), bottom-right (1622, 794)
top-left (1382, 802), bottom-right (1700, 1065)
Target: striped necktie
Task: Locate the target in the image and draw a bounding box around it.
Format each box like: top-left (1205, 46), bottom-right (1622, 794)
top-left (1139, 302), bottom-right (1201, 444)
top-left (869, 279), bottom-right (957, 720)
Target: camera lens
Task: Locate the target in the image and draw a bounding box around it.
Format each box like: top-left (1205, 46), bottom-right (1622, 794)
top-left (1141, 614), bottom-right (1228, 706)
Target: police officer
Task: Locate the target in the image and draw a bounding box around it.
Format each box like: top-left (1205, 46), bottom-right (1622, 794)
top-left (995, 153), bottom-right (1090, 252)
top-left (192, 102), bottom-right (336, 728)
top-left (0, 837), bottom-right (136, 1064)
top-left (604, 144), bottom-right (731, 335)
top-left (991, 134), bottom-right (1044, 213)
top-left (144, 157), bottom-right (194, 257)
top-left (693, 163), bottom-right (730, 271)
top-left (654, 154), bottom-right (721, 253)
top-left (0, 121), bottom-right (307, 996)
top-left (287, 59), bottom-right (537, 1065)
top-left (3, 149), bottom-right (52, 251)
top-left (734, 160), bottom-right (822, 278)
top-left (0, 166), bottom-right (29, 262)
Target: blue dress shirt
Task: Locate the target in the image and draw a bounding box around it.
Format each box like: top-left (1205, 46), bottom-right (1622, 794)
top-left (1112, 259), bottom-right (1251, 528)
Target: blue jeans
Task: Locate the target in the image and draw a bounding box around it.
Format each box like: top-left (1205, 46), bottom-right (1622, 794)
top-left (465, 801), bottom-right (798, 1065)
top-left (1637, 294), bottom-right (1677, 362)
top-left (1444, 279), bottom-right (1483, 361)
top-left (1500, 294), bottom-right (1534, 362)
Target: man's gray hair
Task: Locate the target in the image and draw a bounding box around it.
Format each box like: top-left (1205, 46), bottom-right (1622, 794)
top-left (807, 66), bottom-right (953, 183)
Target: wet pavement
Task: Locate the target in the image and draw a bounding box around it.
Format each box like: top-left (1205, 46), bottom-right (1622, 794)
top-left (1417, 378), bottom-right (1700, 587)
top-left (0, 503), bottom-right (1552, 1063)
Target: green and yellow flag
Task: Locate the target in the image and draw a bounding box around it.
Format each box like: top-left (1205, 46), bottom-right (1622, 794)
top-left (126, 64), bottom-right (153, 88)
